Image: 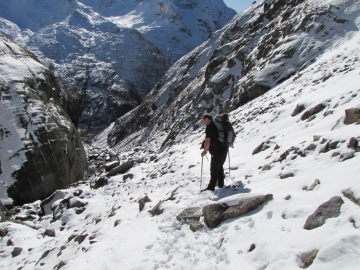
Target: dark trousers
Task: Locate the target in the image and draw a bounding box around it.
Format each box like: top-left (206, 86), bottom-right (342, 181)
top-left (207, 147), bottom-right (228, 190)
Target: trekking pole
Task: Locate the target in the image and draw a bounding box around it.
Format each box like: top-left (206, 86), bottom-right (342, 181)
top-left (228, 148), bottom-right (231, 179)
top-left (200, 156), bottom-right (203, 191)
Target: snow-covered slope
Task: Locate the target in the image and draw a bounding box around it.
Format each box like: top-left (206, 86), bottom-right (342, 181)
top-left (0, 33), bottom-right (87, 205)
top-left (0, 0), bottom-right (236, 134)
top-left (107, 0), bottom-right (360, 150)
top-left (1, 24), bottom-right (359, 269)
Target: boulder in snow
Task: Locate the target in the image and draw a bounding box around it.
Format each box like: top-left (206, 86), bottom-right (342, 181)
top-left (149, 200), bottom-right (164, 216)
top-left (344, 108), bottom-right (360, 125)
top-left (301, 103), bottom-right (326, 121)
top-left (307, 179), bottom-right (320, 191)
top-left (291, 104), bottom-right (306, 117)
top-left (92, 176), bottom-right (108, 189)
top-left (342, 189), bottom-right (360, 206)
top-left (203, 194), bottom-right (273, 228)
top-left (302, 250), bottom-right (319, 269)
top-left (190, 221), bottom-right (204, 232)
top-left (252, 141), bottom-right (270, 155)
top-left (138, 195), bottom-right (152, 212)
top-left (280, 172), bottom-right (295, 179)
top-left (11, 247), bottom-right (22, 257)
top-left (103, 161), bottom-right (120, 172)
top-left (176, 207), bottom-right (202, 221)
top-left (44, 229), bottom-right (56, 237)
top-left (107, 160), bottom-right (134, 176)
top-left (304, 196), bottom-right (344, 230)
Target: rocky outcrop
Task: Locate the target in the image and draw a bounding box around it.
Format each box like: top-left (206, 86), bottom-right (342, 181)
top-left (304, 196), bottom-right (344, 230)
top-left (203, 194), bottom-right (273, 228)
top-left (0, 34), bottom-right (87, 205)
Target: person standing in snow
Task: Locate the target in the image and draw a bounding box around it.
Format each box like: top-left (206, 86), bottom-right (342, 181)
top-left (200, 113), bottom-right (228, 192)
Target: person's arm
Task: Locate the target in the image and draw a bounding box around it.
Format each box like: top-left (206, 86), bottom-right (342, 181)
top-left (201, 138), bottom-right (211, 156)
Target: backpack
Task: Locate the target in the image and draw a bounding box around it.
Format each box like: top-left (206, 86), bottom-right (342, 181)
top-left (214, 113), bottom-right (236, 147)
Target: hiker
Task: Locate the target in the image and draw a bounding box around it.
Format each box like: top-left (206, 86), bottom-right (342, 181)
top-left (200, 113), bottom-right (229, 192)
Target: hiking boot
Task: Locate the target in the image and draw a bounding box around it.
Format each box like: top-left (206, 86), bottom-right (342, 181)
top-left (201, 188), bottom-right (215, 193)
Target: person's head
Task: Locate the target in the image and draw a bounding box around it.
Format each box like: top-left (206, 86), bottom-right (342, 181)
top-left (201, 113), bottom-right (213, 126)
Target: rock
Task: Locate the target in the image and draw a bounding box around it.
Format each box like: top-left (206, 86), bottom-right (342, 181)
top-left (274, 144), bottom-right (280, 150)
top-left (291, 104), bottom-right (306, 117)
top-left (203, 195), bottom-right (273, 228)
top-left (280, 172), bottom-right (294, 179)
top-left (107, 160), bottom-right (134, 177)
top-left (344, 108), bottom-right (360, 125)
top-left (44, 229), bottom-right (56, 237)
top-left (92, 176), bottom-right (108, 189)
top-left (68, 198), bottom-right (87, 208)
top-left (123, 174), bottom-right (134, 182)
top-left (138, 195), bottom-right (152, 212)
top-left (103, 161), bottom-right (120, 172)
top-left (348, 137), bottom-right (357, 149)
top-left (74, 234), bottom-right (87, 244)
top-left (54, 261), bottom-right (66, 269)
top-left (0, 227), bottom-right (8, 237)
top-left (332, 152), bottom-right (340, 157)
top-left (222, 194), bottom-right (273, 221)
top-left (301, 103), bottom-right (326, 121)
top-left (11, 247), bottom-right (22, 257)
top-left (0, 36), bottom-right (88, 205)
top-left (149, 201), bottom-right (164, 216)
top-left (176, 207), bottom-right (202, 221)
top-left (252, 142), bottom-right (270, 155)
top-left (313, 135), bottom-right (321, 142)
top-left (202, 203), bottom-right (229, 228)
top-left (114, 220), bottom-right (121, 227)
top-left (285, 195), bottom-right (291, 200)
top-left (307, 179), bottom-right (320, 191)
top-left (190, 221), bottom-right (204, 232)
top-left (248, 243), bottom-right (256, 252)
top-left (304, 196), bottom-right (344, 230)
top-left (7, 239), bottom-right (14, 246)
top-left (262, 164), bottom-right (271, 171)
top-left (305, 144), bottom-right (317, 151)
top-left (302, 250), bottom-right (319, 269)
top-left (0, 200), bottom-right (8, 220)
top-left (108, 210), bottom-right (116, 218)
top-left (342, 189), bottom-right (360, 206)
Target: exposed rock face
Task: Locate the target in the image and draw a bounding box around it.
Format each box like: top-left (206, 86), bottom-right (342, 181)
top-left (107, 0), bottom-right (355, 151)
top-left (304, 196), bottom-right (344, 230)
top-left (0, 34), bottom-right (87, 205)
top-left (203, 194), bottom-right (273, 228)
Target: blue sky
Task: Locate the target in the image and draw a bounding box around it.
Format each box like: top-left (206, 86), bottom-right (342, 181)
top-left (223, 0), bottom-right (256, 12)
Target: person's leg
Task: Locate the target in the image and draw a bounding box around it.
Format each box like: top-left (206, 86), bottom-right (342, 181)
top-left (217, 148), bottom-right (228, 188)
top-left (207, 153), bottom-right (222, 190)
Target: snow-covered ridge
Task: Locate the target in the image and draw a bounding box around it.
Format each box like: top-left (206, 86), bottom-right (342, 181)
top-left (0, 0), bottom-right (236, 134)
top-left (107, 0), bottom-right (360, 151)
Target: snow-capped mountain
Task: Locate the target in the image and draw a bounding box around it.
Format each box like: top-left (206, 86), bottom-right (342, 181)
top-left (0, 33), bottom-right (88, 205)
top-left (107, 0), bottom-right (360, 151)
top-left (1, 2), bottom-right (359, 266)
top-left (0, 0), bottom-right (236, 133)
